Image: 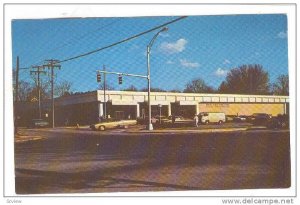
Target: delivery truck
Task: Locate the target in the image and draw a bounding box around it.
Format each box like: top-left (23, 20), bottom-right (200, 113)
top-left (199, 112), bottom-right (226, 124)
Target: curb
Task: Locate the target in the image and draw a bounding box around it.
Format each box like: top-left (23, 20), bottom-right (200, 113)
top-left (15, 135), bottom-right (46, 143)
top-left (125, 127), bottom-right (248, 134)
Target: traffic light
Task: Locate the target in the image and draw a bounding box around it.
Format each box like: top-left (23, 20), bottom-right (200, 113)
top-left (118, 75), bottom-right (123, 84)
top-left (97, 73), bottom-right (101, 82)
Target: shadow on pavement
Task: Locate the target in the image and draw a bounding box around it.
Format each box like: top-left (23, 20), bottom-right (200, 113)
top-left (15, 166), bottom-right (199, 194)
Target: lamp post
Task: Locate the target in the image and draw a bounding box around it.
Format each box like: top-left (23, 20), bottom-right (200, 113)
top-left (146, 27), bottom-right (168, 130)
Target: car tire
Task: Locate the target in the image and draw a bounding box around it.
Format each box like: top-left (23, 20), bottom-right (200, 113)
top-left (218, 120), bottom-right (223, 125)
top-left (98, 125), bottom-right (105, 131)
top-left (205, 120), bottom-right (209, 125)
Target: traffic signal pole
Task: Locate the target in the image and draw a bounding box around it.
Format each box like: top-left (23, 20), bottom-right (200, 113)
top-left (97, 70), bottom-right (148, 79)
top-left (96, 69), bottom-right (148, 125)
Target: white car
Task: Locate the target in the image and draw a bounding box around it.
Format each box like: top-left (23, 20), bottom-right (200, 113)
top-left (90, 120), bottom-right (137, 131)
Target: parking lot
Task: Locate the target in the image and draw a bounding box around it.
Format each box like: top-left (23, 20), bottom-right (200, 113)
top-left (86, 117), bottom-right (288, 133)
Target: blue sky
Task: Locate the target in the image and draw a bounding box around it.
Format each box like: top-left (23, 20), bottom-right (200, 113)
top-left (12, 14), bottom-right (288, 92)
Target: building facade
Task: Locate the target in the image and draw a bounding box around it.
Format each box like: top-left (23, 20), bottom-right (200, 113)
top-left (46, 90), bottom-right (289, 126)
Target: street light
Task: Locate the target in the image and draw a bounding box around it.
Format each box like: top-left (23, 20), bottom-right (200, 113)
top-left (147, 27), bottom-right (168, 130)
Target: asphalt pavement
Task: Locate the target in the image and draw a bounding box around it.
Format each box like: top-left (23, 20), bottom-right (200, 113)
top-left (14, 127), bottom-right (290, 194)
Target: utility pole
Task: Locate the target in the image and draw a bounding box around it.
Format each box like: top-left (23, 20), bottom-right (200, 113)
top-left (43, 59), bottom-right (61, 128)
top-left (14, 56), bottom-right (19, 135)
top-left (103, 65), bottom-right (107, 119)
top-left (30, 65), bottom-right (46, 119)
top-left (15, 56), bottom-right (19, 102)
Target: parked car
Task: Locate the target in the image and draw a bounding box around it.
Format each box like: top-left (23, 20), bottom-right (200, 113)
top-left (136, 116), bottom-right (158, 125)
top-left (90, 119), bottom-right (137, 131)
top-left (199, 112), bottom-right (226, 124)
top-left (233, 115), bottom-right (248, 122)
top-left (137, 115), bottom-right (170, 125)
top-left (267, 114), bottom-right (289, 129)
top-left (28, 119), bottom-right (49, 128)
top-left (249, 113), bottom-right (272, 125)
top-left (168, 115), bottom-right (184, 121)
top-left (226, 115), bottom-right (236, 122)
top-left (154, 115), bottom-right (170, 123)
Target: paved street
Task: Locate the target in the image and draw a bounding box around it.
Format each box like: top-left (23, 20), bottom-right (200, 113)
top-left (15, 127), bottom-right (290, 194)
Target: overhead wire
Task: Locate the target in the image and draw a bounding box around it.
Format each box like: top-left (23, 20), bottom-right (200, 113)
top-left (16, 16), bottom-right (188, 86)
top-left (58, 16), bottom-right (188, 64)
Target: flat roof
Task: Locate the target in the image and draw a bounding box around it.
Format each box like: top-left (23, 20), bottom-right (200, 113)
top-left (52, 90), bottom-right (289, 106)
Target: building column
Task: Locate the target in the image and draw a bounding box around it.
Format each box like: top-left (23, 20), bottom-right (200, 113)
top-left (284, 103), bottom-right (288, 114)
top-left (167, 103), bottom-right (171, 116)
top-left (195, 103), bottom-right (199, 115)
top-left (136, 103), bottom-right (140, 118)
top-left (98, 102), bottom-right (103, 119)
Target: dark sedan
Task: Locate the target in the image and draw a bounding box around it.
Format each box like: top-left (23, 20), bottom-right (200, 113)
top-left (233, 115), bottom-right (248, 122)
top-left (267, 114), bottom-right (289, 129)
top-left (249, 113), bottom-right (272, 125)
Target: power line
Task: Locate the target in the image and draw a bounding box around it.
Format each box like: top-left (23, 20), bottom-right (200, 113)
top-left (17, 16), bottom-right (187, 87)
top-left (58, 16), bottom-right (188, 64)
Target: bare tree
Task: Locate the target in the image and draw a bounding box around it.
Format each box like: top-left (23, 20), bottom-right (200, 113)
top-left (123, 85), bottom-right (138, 91)
top-left (272, 74), bottom-right (289, 95)
top-left (27, 80), bottom-right (51, 101)
top-left (140, 87), bottom-right (166, 92)
top-left (218, 81), bottom-right (228, 93)
top-left (218, 64), bottom-right (270, 95)
top-left (29, 70), bottom-right (51, 100)
top-left (17, 80), bottom-right (33, 101)
top-left (183, 78), bottom-right (214, 93)
top-left (98, 83), bottom-right (114, 91)
top-left (54, 80), bottom-right (73, 97)
top-left (169, 89), bottom-right (182, 93)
